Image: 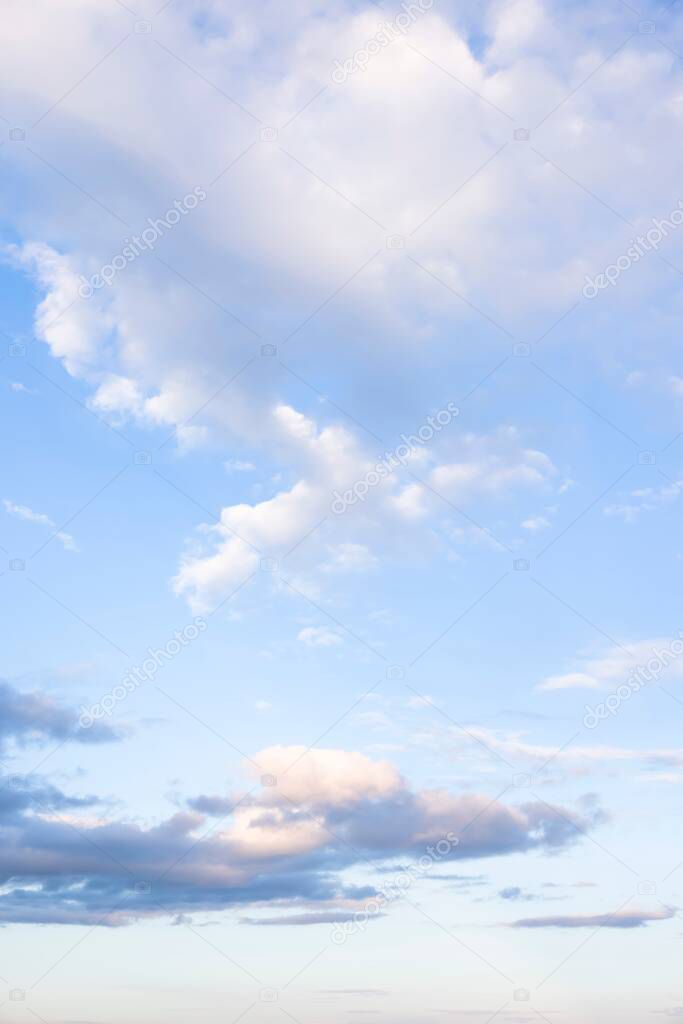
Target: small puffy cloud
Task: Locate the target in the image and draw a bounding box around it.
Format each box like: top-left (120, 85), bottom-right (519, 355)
top-left (541, 671), bottom-right (599, 691)
top-left (604, 479), bottom-right (683, 523)
top-left (298, 626), bottom-right (343, 647)
top-left (498, 886), bottom-right (536, 901)
top-left (521, 515), bottom-right (550, 531)
top-left (249, 746), bottom-right (402, 808)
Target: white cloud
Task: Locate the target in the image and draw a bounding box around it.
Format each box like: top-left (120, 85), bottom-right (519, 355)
top-left (6, 243), bottom-right (113, 379)
top-left (297, 626), bottom-right (343, 647)
top-left (4, 0), bottom-right (678, 621)
top-left (5, 0), bottom-right (683, 447)
top-left (430, 430), bottom-right (556, 499)
top-left (2, 499), bottom-right (76, 551)
top-left (90, 374), bottom-right (145, 419)
top-left (450, 725), bottom-right (683, 777)
top-left (173, 407), bottom-right (556, 611)
top-left (250, 746), bottom-right (402, 807)
top-left (539, 638), bottom-right (683, 691)
top-left (521, 515), bottom-right (550, 531)
top-left (324, 543), bottom-right (379, 572)
top-left (3, 499), bottom-right (53, 528)
top-left (604, 478), bottom-right (683, 522)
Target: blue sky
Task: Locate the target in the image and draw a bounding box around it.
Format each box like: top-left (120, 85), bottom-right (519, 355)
top-left (2, 0), bottom-right (683, 1021)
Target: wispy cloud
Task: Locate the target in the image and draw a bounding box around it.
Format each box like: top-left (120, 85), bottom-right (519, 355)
top-left (3, 498), bottom-right (77, 551)
top-left (511, 907), bottom-right (675, 929)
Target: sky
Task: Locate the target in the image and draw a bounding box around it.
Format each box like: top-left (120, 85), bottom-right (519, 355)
top-left (1, 0), bottom-right (683, 1021)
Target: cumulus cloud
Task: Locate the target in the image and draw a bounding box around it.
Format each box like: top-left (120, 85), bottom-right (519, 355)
top-left (5, 0), bottom-right (674, 614)
top-left (172, 407), bottom-right (555, 611)
top-left (0, 743), bottom-right (599, 926)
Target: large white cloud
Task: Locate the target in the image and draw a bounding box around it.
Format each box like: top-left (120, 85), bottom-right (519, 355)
top-left (5, 0), bottom-right (683, 432)
top-left (5, 0), bottom-right (683, 612)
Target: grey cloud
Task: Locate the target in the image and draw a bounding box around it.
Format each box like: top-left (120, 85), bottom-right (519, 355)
top-left (187, 794), bottom-right (240, 815)
top-left (241, 911), bottom-right (385, 926)
top-left (0, 679), bottom-right (120, 752)
top-left (0, 713), bottom-right (604, 928)
top-left (499, 887), bottom-right (536, 902)
top-left (511, 907), bottom-right (676, 928)
top-left (0, 780), bottom-right (602, 926)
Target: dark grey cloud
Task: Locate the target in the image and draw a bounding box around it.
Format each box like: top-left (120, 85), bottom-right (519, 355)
top-left (0, 679), bottom-right (119, 752)
top-left (511, 907), bottom-right (675, 928)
